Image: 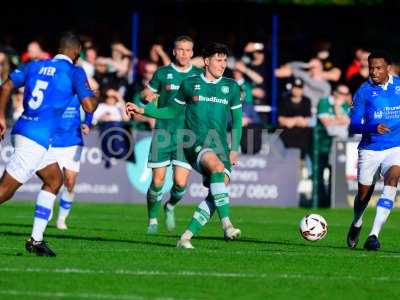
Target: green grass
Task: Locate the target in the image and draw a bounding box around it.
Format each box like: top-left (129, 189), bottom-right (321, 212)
top-left (0, 202), bottom-right (399, 300)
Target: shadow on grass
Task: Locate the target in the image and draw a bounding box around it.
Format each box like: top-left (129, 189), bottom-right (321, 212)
top-left (0, 223), bottom-right (32, 228)
top-left (2, 228), bottom-right (400, 255)
top-left (159, 234), bottom-right (400, 254)
top-left (0, 222), bottom-right (120, 233)
top-left (0, 230), bottom-right (175, 249)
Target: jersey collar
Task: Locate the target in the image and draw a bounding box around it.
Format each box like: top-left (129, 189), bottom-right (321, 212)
top-left (53, 54), bottom-right (73, 64)
top-left (369, 74), bottom-right (393, 91)
top-left (171, 63), bottom-right (193, 73)
top-left (200, 73), bottom-right (223, 84)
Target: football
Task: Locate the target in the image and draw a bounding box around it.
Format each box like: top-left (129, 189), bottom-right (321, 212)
top-left (299, 214), bottom-right (328, 241)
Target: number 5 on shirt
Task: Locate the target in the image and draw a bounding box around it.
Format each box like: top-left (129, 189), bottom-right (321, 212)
top-left (28, 80), bottom-right (49, 110)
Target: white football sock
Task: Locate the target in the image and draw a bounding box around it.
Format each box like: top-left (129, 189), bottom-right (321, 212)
top-left (370, 186), bottom-right (396, 237)
top-left (58, 188), bottom-right (75, 220)
top-left (31, 190), bottom-right (56, 241)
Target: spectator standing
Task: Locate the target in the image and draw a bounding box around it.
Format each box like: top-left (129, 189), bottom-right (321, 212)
top-left (316, 84), bottom-right (351, 206)
top-left (240, 42), bottom-right (267, 105)
top-left (276, 58), bottom-right (331, 113)
top-left (348, 50), bottom-right (369, 95)
top-left (21, 41), bottom-right (51, 62)
top-left (131, 61), bottom-right (157, 129)
top-left (278, 77), bottom-right (312, 159)
top-left (314, 41), bottom-right (341, 83)
top-left (233, 66), bottom-right (262, 153)
top-left (346, 47), bottom-right (368, 81)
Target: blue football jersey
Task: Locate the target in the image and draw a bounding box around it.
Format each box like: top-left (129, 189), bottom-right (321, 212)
top-left (9, 54), bottom-right (94, 148)
top-left (350, 75), bottom-right (400, 150)
top-left (51, 96), bottom-right (83, 147)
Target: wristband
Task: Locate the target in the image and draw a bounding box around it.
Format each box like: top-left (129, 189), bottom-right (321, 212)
top-left (84, 112), bottom-right (94, 128)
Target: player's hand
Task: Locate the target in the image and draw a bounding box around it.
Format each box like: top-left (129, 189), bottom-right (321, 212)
top-left (81, 124), bottom-right (90, 135)
top-left (230, 151), bottom-right (238, 166)
top-left (126, 103), bottom-right (144, 118)
top-left (144, 92), bottom-right (158, 102)
top-left (377, 123), bottom-right (390, 134)
top-left (0, 116), bottom-right (7, 140)
top-left (153, 44), bottom-right (165, 55)
top-left (125, 103), bottom-right (136, 118)
top-left (244, 42), bottom-right (256, 53)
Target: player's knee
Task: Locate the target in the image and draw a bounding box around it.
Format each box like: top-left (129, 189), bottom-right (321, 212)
top-left (211, 162), bottom-right (225, 173)
top-left (152, 176), bottom-right (165, 189)
top-left (174, 178), bottom-right (187, 190)
top-left (64, 177), bottom-right (75, 192)
top-left (385, 168), bottom-right (400, 186)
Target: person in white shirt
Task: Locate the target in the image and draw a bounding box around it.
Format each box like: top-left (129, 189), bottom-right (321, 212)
top-left (93, 88), bottom-right (129, 123)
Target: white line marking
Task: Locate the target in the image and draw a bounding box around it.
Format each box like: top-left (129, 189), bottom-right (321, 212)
top-left (0, 267), bottom-right (398, 282)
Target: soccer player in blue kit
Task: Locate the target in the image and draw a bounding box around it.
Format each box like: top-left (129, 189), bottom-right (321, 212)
top-left (0, 32), bottom-right (97, 256)
top-left (347, 51), bottom-right (400, 251)
top-left (51, 96), bottom-right (93, 230)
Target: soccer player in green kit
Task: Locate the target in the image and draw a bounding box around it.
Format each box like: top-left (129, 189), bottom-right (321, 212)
top-left (141, 36), bottom-right (203, 234)
top-left (127, 42), bottom-right (242, 248)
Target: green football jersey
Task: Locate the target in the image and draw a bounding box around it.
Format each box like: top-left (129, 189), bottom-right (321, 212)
top-left (148, 63), bottom-right (203, 132)
top-left (174, 74), bottom-right (242, 152)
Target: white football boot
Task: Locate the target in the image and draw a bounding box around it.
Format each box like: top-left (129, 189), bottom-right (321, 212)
top-left (177, 238), bottom-right (195, 249)
top-left (224, 226), bottom-right (241, 240)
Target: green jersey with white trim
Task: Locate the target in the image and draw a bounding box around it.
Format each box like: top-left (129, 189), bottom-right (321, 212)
top-left (148, 63), bottom-right (203, 132)
top-left (175, 74), bottom-right (242, 152)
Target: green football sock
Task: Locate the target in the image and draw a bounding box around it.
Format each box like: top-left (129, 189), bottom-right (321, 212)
top-left (147, 184), bottom-right (163, 220)
top-left (210, 172), bottom-right (230, 219)
top-left (187, 197), bottom-right (215, 235)
top-left (168, 185), bottom-right (187, 207)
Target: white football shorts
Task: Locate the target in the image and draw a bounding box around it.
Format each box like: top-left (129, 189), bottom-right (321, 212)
top-left (6, 134), bottom-right (57, 183)
top-left (52, 145), bottom-right (82, 173)
top-left (358, 147), bottom-right (400, 185)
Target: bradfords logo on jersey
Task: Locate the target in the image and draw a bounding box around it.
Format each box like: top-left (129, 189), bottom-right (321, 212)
top-left (166, 73), bottom-right (173, 79)
top-left (193, 95), bottom-right (228, 105)
top-left (165, 84), bottom-right (180, 91)
top-left (374, 110), bottom-right (383, 119)
top-left (221, 86), bottom-right (230, 94)
top-left (194, 84), bottom-right (201, 90)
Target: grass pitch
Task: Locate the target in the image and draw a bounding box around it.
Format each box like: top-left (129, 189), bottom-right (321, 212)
top-left (0, 202), bottom-right (399, 300)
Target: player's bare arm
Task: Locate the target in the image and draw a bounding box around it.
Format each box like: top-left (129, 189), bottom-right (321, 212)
top-left (81, 96), bottom-right (98, 113)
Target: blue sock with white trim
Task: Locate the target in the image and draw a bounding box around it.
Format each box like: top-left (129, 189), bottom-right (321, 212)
top-left (370, 186), bottom-right (396, 237)
top-left (31, 190), bottom-right (57, 241)
top-left (58, 188), bottom-right (75, 220)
